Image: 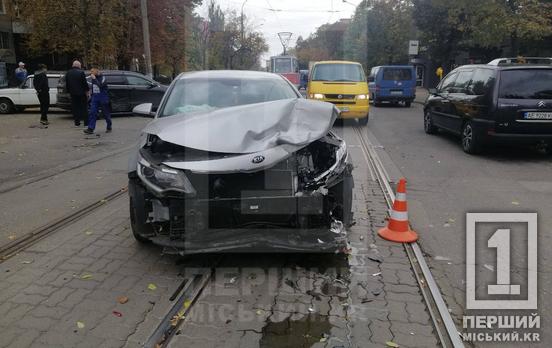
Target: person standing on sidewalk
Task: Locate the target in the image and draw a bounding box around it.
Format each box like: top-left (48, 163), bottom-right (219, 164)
top-left (15, 62), bottom-right (27, 85)
top-left (65, 60), bottom-right (90, 127)
top-left (33, 64), bottom-right (50, 126)
top-left (84, 68), bottom-right (112, 135)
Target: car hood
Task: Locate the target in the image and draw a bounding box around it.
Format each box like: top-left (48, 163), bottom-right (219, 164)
top-left (142, 98), bottom-right (339, 154)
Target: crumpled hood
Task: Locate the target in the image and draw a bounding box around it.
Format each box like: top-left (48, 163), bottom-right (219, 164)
top-left (142, 98), bottom-right (338, 154)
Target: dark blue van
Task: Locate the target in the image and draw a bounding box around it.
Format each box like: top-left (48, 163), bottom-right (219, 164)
top-left (368, 65), bottom-right (416, 107)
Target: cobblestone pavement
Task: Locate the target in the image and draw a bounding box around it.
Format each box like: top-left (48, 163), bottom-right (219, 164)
top-left (0, 128), bottom-right (439, 348)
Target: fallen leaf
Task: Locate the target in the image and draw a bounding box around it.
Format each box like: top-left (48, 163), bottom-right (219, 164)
top-left (8, 235), bottom-right (16, 240)
top-left (76, 321), bottom-right (85, 329)
top-left (386, 341), bottom-right (400, 347)
top-left (21, 260), bottom-right (34, 264)
top-left (183, 300), bottom-right (192, 309)
top-left (256, 310), bottom-right (263, 315)
top-left (85, 231), bottom-right (93, 235)
top-left (117, 296), bottom-right (129, 304)
top-left (148, 283), bottom-right (157, 291)
top-left (81, 274), bottom-right (93, 280)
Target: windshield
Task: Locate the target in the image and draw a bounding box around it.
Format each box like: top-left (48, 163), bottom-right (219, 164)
top-left (499, 69), bottom-right (552, 99)
top-left (382, 68), bottom-right (412, 81)
top-left (273, 58), bottom-right (292, 73)
top-left (159, 77), bottom-right (298, 117)
top-left (312, 63), bottom-right (365, 82)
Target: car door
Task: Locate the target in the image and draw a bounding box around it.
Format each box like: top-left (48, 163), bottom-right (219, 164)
top-left (464, 68), bottom-right (496, 125)
top-left (429, 72), bottom-right (458, 129)
top-left (19, 77), bottom-right (39, 106)
top-left (126, 74), bottom-right (165, 111)
top-left (447, 69), bottom-right (474, 133)
top-left (104, 74), bottom-right (131, 112)
top-left (47, 76), bottom-right (59, 105)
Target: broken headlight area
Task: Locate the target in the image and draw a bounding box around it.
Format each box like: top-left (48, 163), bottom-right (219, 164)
top-left (137, 157), bottom-right (196, 196)
top-left (131, 131), bottom-right (352, 254)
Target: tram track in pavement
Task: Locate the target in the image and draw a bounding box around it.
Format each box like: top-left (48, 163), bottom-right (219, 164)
top-left (353, 125), bottom-right (465, 348)
top-left (0, 187), bottom-right (128, 262)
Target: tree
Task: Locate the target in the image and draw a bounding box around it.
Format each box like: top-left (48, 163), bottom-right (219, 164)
top-left (412, 0), bottom-right (552, 61)
top-left (148, 0), bottom-right (202, 77)
top-left (203, 3), bottom-right (268, 70)
top-left (343, 0), bottom-right (416, 69)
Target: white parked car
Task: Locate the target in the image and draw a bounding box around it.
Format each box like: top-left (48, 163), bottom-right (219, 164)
top-left (0, 73), bottom-right (62, 114)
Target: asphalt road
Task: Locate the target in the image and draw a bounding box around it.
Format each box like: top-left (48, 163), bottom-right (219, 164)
top-left (366, 102), bottom-right (552, 346)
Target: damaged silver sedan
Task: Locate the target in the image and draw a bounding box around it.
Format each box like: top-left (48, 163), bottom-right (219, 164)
top-left (128, 70), bottom-right (353, 254)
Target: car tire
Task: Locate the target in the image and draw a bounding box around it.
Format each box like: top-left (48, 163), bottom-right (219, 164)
top-left (0, 98), bottom-right (14, 114)
top-left (357, 115), bottom-right (368, 126)
top-left (128, 178), bottom-right (153, 243)
top-left (424, 110), bottom-right (437, 134)
top-left (461, 121), bottom-right (482, 154)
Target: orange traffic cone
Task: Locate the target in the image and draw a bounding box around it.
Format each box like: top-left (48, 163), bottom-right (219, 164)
top-left (378, 178), bottom-right (419, 243)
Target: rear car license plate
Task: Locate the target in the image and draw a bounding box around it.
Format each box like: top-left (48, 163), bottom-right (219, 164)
top-left (339, 107), bottom-right (350, 112)
top-left (524, 112), bottom-right (552, 120)
top-left (390, 91), bottom-right (403, 96)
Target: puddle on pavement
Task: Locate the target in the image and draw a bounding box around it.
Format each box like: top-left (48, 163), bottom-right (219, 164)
top-left (260, 313), bottom-right (333, 348)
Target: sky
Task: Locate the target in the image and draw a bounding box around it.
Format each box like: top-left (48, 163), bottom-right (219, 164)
top-left (196, 0), bottom-right (359, 66)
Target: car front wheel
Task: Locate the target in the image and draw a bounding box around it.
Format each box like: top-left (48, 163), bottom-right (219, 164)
top-left (424, 110), bottom-right (437, 134)
top-left (461, 121), bottom-right (482, 154)
top-left (0, 98), bottom-right (14, 114)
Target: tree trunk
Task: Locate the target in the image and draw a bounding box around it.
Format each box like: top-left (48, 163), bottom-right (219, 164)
top-left (510, 31), bottom-right (519, 56)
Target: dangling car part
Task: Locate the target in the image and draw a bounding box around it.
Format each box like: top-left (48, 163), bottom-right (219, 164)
top-left (128, 70), bottom-right (353, 254)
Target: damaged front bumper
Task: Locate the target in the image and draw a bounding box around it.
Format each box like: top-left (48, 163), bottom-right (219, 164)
top-left (143, 192), bottom-right (350, 254)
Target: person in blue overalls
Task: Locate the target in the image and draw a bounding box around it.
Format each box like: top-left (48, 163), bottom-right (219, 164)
top-left (84, 68), bottom-right (112, 134)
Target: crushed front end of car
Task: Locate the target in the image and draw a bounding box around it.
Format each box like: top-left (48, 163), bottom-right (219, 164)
top-left (128, 99), bottom-right (353, 254)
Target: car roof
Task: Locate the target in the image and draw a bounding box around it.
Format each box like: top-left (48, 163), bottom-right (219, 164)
top-left (314, 60), bottom-right (362, 65)
top-left (176, 70), bottom-right (286, 81)
top-left (27, 73), bottom-right (62, 78)
top-left (453, 64), bottom-right (552, 71)
top-left (373, 65), bottom-right (413, 69)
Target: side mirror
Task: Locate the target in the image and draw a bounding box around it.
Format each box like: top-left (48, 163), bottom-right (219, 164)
top-left (147, 82), bottom-right (157, 89)
top-left (367, 76), bottom-right (375, 82)
top-left (428, 88), bottom-right (438, 95)
top-left (133, 103), bottom-right (155, 117)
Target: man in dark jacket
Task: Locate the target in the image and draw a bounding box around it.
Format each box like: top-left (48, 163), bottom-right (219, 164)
top-left (84, 68), bottom-right (112, 134)
top-left (33, 64), bottom-right (50, 125)
top-left (65, 60), bottom-right (89, 127)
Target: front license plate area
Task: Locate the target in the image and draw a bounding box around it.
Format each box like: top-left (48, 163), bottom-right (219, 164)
top-left (524, 112), bottom-right (552, 120)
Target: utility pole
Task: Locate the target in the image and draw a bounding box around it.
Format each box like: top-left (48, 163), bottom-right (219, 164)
top-left (241, 0), bottom-right (248, 43)
top-left (140, 0), bottom-right (153, 78)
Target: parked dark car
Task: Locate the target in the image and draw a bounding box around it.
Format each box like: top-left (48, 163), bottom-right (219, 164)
top-left (424, 63), bottom-right (552, 154)
top-left (57, 70), bottom-right (168, 113)
top-left (127, 70), bottom-right (353, 254)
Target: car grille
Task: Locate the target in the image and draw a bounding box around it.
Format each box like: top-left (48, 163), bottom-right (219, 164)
top-left (325, 94), bottom-right (355, 100)
top-left (327, 101), bottom-right (356, 105)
